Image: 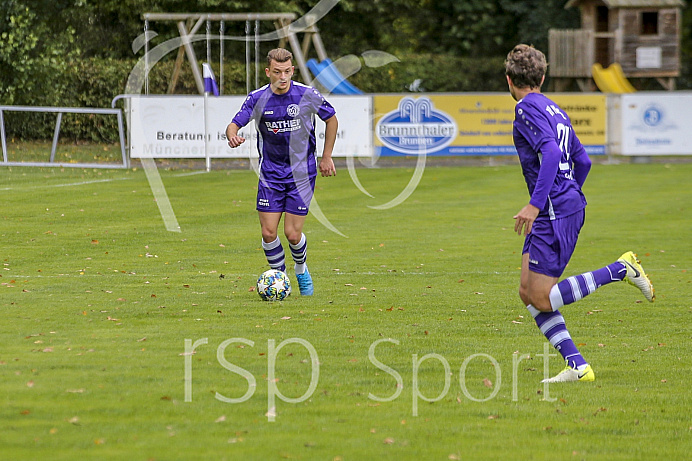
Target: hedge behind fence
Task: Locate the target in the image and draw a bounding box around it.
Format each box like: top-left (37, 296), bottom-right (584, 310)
top-left (2, 54), bottom-right (506, 142)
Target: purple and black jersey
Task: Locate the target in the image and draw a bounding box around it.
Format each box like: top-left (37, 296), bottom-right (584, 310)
top-left (513, 93), bottom-right (589, 220)
top-left (232, 82), bottom-right (336, 183)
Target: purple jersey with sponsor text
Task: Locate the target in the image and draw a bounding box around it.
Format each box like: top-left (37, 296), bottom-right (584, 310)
top-left (232, 82), bottom-right (336, 183)
top-left (513, 93), bottom-right (588, 219)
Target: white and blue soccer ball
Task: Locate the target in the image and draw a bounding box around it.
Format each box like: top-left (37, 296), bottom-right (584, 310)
top-left (256, 269), bottom-right (291, 301)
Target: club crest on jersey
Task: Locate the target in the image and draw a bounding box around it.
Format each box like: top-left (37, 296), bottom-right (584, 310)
top-left (287, 104), bottom-right (300, 118)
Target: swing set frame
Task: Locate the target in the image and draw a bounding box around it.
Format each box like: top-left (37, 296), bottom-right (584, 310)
top-left (140, 12), bottom-right (329, 95)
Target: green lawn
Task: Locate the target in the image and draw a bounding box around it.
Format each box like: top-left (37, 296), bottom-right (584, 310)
top-left (1, 158), bottom-right (690, 460)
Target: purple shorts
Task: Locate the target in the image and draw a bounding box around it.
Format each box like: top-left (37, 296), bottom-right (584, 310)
top-left (256, 177), bottom-right (316, 216)
top-left (522, 210), bottom-right (585, 278)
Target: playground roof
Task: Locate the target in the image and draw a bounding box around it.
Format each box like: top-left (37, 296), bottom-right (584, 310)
top-left (566, 0), bottom-right (685, 8)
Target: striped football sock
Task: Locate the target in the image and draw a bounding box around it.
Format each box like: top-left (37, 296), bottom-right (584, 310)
top-left (289, 233), bottom-right (307, 275)
top-left (262, 237), bottom-right (285, 272)
top-left (527, 304), bottom-right (587, 368)
top-left (549, 261), bottom-right (627, 310)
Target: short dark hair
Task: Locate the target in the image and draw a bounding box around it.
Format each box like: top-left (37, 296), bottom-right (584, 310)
top-left (504, 44), bottom-right (547, 89)
top-left (267, 48), bottom-right (293, 67)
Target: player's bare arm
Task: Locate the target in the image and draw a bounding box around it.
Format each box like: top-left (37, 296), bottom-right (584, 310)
top-left (225, 122), bottom-right (246, 148)
top-left (319, 115), bottom-right (338, 177)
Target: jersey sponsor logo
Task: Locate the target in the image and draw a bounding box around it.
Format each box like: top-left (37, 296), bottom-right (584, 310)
top-left (376, 97), bottom-right (457, 154)
top-left (529, 259), bottom-right (539, 265)
top-left (258, 198), bottom-right (270, 207)
top-left (264, 110), bottom-right (274, 115)
top-left (265, 119), bottom-right (302, 134)
top-left (287, 104), bottom-right (300, 118)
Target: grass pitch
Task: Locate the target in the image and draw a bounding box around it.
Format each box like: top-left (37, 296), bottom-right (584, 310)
top-left (0, 158), bottom-right (690, 460)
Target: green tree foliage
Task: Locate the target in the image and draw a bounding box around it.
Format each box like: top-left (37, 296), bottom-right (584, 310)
top-left (680, 1), bottom-right (692, 89)
top-left (2, 0), bottom-right (692, 141)
top-left (0, 0), bottom-right (79, 105)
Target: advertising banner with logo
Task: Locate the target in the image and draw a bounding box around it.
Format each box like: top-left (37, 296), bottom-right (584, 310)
top-left (373, 94), bottom-right (606, 156)
top-left (618, 93), bottom-right (692, 155)
top-left (129, 95), bottom-right (371, 159)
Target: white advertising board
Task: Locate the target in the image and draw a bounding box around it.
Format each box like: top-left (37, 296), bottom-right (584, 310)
top-left (619, 92), bottom-right (692, 155)
top-left (129, 95), bottom-right (371, 158)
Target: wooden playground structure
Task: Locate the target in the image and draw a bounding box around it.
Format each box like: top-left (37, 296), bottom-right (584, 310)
top-left (140, 12), bottom-right (330, 95)
top-left (548, 0), bottom-right (685, 92)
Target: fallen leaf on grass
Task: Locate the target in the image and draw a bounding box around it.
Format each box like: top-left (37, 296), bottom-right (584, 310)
top-left (215, 415), bottom-right (226, 423)
top-left (383, 437), bottom-right (395, 445)
top-left (483, 378), bottom-right (493, 388)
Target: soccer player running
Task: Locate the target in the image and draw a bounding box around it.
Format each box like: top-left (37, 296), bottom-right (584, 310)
top-left (226, 48), bottom-right (338, 296)
top-left (505, 44), bottom-right (654, 383)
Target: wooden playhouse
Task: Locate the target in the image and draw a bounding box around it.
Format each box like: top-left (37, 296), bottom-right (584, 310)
top-left (548, 0), bottom-right (686, 91)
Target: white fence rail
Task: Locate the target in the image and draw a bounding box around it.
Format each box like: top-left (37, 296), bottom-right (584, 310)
top-left (0, 105), bottom-right (128, 168)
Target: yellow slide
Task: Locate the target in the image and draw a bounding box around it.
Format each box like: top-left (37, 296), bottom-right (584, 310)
top-left (591, 63), bottom-right (636, 93)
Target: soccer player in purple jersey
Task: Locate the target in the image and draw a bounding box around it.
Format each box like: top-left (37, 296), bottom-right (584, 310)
top-left (505, 44), bottom-right (655, 383)
top-left (226, 48), bottom-right (338, 296)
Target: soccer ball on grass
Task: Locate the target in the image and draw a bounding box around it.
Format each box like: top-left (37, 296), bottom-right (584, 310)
top-left (256, 269), bottom-right (291, 301)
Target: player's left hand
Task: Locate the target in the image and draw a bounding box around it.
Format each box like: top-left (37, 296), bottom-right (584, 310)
top-left (319, 157), bottom-right (336, 177)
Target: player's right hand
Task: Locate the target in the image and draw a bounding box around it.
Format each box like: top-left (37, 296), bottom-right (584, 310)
top-left (227, 136), bottom-right (246, 148)
top-left (513, 203), bottom-right (539, 236)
